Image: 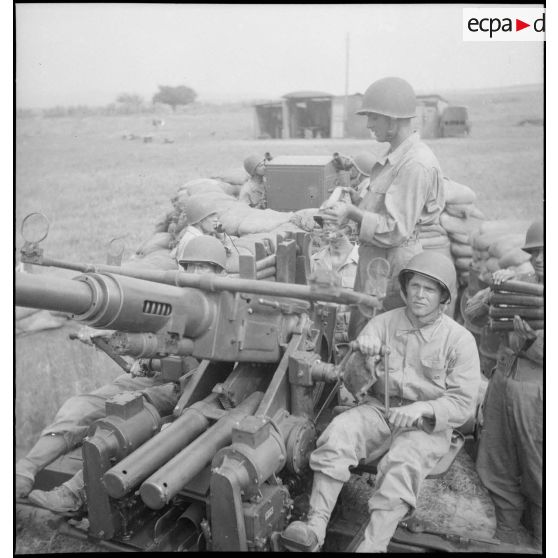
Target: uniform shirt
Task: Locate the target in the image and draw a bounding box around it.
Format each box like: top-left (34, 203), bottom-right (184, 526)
top-left (311, 244), bottom-right (359, 332)
top-left (239, 177), bottom-right (267, 208)
top-left (358, 132), bottom-right (445, 249)
top-left (311, 244), bottom-right (359, 288)
top-left (358, 307), bottom-right (481, 432)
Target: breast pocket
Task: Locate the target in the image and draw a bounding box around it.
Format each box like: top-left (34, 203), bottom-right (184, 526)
top-left (420, 356), bottom-right (447, 388)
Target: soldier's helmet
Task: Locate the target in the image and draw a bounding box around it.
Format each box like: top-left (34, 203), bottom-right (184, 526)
top-left (177, 236), bottom-right (227, 271)
top-left (398, 252), bottom-right (456, 303)
top-left (522, 220), bottom-right (543, 253)
top-left (356, 77), bottom-right (416, 119)
top-left (243, 154), bottom-right (266, 177)
top-left (185, 198), bottom-right (218, 226)
top-left (352, 152), bottom-right (378, 176)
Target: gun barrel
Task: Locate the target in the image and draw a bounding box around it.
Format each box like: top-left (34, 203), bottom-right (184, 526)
top-left (104, 394), bottom-right (219, 499)
top-left (16, 271), bottom-right (93, 314)
top-left (140, 391), bottom-right (263, 510)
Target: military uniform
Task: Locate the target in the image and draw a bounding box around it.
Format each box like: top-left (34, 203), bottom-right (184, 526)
top-left (349, 132), bottom-right (445, 338)
top-left (306, 308), bottom-right (480, 551)
top-left (239, 177), bottom-right (266, 209)
top-left (476, 284), bottom-right (543, 547)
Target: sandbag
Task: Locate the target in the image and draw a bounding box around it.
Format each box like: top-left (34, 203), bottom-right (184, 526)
top-left (177, 178), bottom-right (230, 197)
top-left (485, 257), bottom-right (500, 273)
top-left (443, 178), bottom-right (477, 204)
top-left (220, 182), bottom-right (242, 198)
top-left (419, 235), bottom-right (450, 250)
top-left (499, 247), bottom-right (531, 269)
top-left (445, 203), bottom-right (486, 220)
top-left (454, 257), bottom-right (472, 271)
top-left (488, 234), bottom-right (525, 259)
top-left (472, 230), bottom-right (511, 251)
top-left (238, 209), bottom-right (293, 235)
top-left (472, 248), bottom-right (489, 261)
top-left (418, 223), bottom-right (447, 235)
top-left (440, 212), bottom-right (470, 236)
top-left (448, 232), bottom-right (471, 244)
top-left (219, 205), bottom-right (259, 236)
top-left (211, 168), bottom-right (249, 186)
top-left (135, 232), bottom-right (172, 257)
top-left (451, 242), bottom-right (473, 258)
top-left (478, 219), bottom-right (531, 236)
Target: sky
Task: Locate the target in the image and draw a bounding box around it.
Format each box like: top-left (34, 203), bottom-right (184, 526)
top-left (15, 3), bottom-right (544, 108)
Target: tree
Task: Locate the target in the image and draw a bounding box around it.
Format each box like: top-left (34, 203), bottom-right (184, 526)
top-left (117, 93), bottom-right (144, 106)
top-left (152, 85), bottom-right (197, 111)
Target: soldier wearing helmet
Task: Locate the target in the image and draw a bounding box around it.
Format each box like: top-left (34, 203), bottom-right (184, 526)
top-left (476, 219), bottom-right (543, 549)
top-left (177, 235), bottom-right (227, 275)
top-left (239, 154), bottom-right (268, 209)
top-left (171, 197), bottom-right (224, 266)
top-left (321, 77), bottom-right (445, 340)
top-left (282, 252), bottom-right (480, 552)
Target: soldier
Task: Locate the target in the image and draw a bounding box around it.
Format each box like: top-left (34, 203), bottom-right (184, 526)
top-left (321, 77), bottom-right (445, 340)
top-left (239, 154), bottom-right (267, 209)
top-left (16, 237), bottom-right (228, 512)
top-left (281, 252), bottom-right (480, 552)
top-left (351, 151), bottom-right (378, 195)
top-left (476, 220), bottom-right (543, 549)
top-left (170, 197), bottom-right (221, 264)
top-left (311, 221), bottom-right (358, 342)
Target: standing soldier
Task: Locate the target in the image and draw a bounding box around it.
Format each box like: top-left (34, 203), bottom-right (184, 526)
top-left (239, 154), bottom-right (267, 209)
top-left (322, 77), bottom-right (445, 339)
top-left (476, 220), bottom-right (543, 549)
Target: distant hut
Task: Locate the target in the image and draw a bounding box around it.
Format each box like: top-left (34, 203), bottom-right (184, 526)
top-left (414, 94), bottom-right (449, 138)
top-left (253, 91), bottom-right (369, 139)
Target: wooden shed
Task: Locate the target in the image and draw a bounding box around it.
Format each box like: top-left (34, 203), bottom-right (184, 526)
top-left (253, 91), bottom-right (369, 139)
top-left (414, 94), bottom-right (449, 139)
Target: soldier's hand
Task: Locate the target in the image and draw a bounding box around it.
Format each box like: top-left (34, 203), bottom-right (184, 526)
top-left (354, 335), bottom-right (383, 362)
top-left (492, 269), bottom-right (516, 285)
top-left (388, 402), bottom-right (432, 429)
top-left (513, 315), bottom-right (537, 342)
top-left (321, 201), bottom-right (351, 226)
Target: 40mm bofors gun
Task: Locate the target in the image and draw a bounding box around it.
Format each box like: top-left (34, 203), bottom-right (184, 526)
top-left (16, 213), bottom-right (386, 552)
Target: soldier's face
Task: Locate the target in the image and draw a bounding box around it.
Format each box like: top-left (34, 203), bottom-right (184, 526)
top-left (199, 213), bottom-right (219, 234)
top-left (406, 274), bottom-right (443, 320)
top-left (366, 113), bottom-right (392, 143)
top-left (529, 247), bottom-right (544, 280)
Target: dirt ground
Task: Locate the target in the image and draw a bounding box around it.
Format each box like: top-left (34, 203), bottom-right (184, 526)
top-left (14, 84), bottom-right (543, 553)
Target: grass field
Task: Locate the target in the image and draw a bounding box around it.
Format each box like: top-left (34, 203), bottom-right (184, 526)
top-left (14, 84), bottom-right (543, 552)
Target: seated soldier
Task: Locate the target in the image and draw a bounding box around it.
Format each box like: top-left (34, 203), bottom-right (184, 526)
top-left (281, 251), bottom-right (480, 552)
top-left (17, 237), bottom-right (227, 512)
top-left (476, 220), bottom-right (543, 549)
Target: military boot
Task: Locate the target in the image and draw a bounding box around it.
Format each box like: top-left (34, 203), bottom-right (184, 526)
top-left (28, 484), bottom-right (84, 514)
top-left (355, 503), bottom-right (410, 553)
top-left (15, 434), bottom-right (68, 498)
top-left (281, 472), bottom-right (344, 552)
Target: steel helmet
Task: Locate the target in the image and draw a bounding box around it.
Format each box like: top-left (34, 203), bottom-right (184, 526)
top-left (243, 154), bottom-right (266, 177)
top-left (356, 77), bottom-right (416, 119)
top-left (398, 251), bottom-right (456, 303)
top-left (522, 220), bottom-right (543, 253)
top-left (185, 198), bottom-right (218, 226)
top-left (177, 236), bottom-right (227, 271)
top-left (352, 152), bottom-right (378, 176)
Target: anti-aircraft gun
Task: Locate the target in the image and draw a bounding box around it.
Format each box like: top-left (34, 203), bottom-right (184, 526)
top-left (15, 213), bottom-right (387, 552)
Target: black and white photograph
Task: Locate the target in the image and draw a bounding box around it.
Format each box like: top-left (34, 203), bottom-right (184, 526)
top-left (14, 3), bottom-right (546, 554)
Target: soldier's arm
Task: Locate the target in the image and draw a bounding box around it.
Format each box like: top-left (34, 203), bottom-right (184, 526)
top-left (358, 162), bottom-right (441, 248)
top-left (427, 330), bottom-right (481, 432)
